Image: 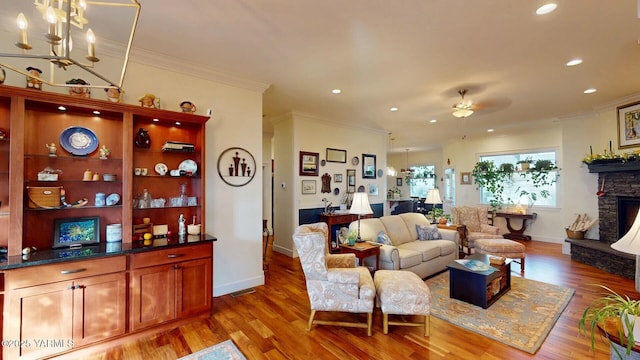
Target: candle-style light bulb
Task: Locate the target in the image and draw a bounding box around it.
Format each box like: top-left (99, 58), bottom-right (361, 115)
top-left (15, 13), bottom-right (31, 48)
top-left (45, 7), bottom-right (61, 43)
top-left (85, 28), bottom-right (99, 62)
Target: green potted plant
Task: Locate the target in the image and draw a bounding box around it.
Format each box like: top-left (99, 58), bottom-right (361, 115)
top-left (517, 158), bottom-right (533, 171)
top-left (579, 285), bottom-right (640, 358)
top-left (427, 207), bottom-right (450, 224)
top-left (499, 163), bottom-right (515, 178)
top-left (472, 160), bottom-right (509, 210)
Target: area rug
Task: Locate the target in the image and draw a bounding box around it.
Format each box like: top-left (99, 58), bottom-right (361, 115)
top-left (425, 271), bottom-right (574, 354)
top-left (178, 340), bottom-right (246, 360)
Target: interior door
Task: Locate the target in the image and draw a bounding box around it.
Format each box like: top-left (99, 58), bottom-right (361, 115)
top-left (443, 168), bottom-right (456, 213)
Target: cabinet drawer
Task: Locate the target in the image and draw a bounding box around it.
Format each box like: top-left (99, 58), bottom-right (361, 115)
top-left (130, 242), bottom-right (212, 269)
top-left (6, 256), bottom-right (127, 290)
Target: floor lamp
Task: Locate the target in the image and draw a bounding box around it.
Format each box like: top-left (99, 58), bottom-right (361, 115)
top-left (350, 192), bottom-right (373, 242)
top-left (611, 210), bottom-right (640, 292)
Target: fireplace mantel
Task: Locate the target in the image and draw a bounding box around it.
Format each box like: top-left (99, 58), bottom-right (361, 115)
top-left (587, 160), bottom-right (640, 173)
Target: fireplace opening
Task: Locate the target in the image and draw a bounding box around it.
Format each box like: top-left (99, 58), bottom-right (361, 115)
top-left (617, 196), bottom-right (640, 239)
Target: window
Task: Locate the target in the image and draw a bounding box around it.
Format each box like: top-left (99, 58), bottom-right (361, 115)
top-left (409, 165), bottom-right (436, 198)
top-left (478, 151), bottom-right (558, 208)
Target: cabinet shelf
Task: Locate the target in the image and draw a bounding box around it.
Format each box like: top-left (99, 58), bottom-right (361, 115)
top-left (24, 154), bottom-right (123, 161)
top-left (133, 205), bottom-right (200, 211)
top-left (25, 205), bottom-right (122, 212)
top-left (134, 175), bottom-right (200, 179)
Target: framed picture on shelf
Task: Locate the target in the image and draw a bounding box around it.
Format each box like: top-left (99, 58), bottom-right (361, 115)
top-left (299, 151), bottom-right (319, 176)
top-left (334, 173), bottom-right (343, 183)
top-left (302, 180), bottom-right (316, 194)
top-left (53, 216), bottom-right (100, 248)
top-left (617, 100), bottom-right (640, 149)
top-left (396, 177), bottom-right (403, 186)
top-left (461, 172), bottom-right (472, 185)
top-left (326, 148), bottom-right (347, 163)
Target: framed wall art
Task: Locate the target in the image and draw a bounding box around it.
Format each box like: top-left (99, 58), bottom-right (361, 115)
top-left (217, 147), bottom-right (257, 187)
top-left (367, 184), bottom-right (378, 196)
top-left (326, 148), bottom-right (347, 163)
top-left (334, 173), bottom-right (343, 183)
top-left (362, 153), bottom-right (376, 179)
top-left (396, 177), bottom-right (403, 186)
top-left (346, 169), bottom-right (356, 193)
top-left (617, 100), bottom-right (640, 149)
top-left (299, 151), bottom-right (319, 176)
top-left (302, 180), bottom-right (316, 194)
top-left (461, 172), bottom-right (472, 185)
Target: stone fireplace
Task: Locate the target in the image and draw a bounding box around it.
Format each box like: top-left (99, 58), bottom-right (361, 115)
top-left (567, 163), bottom-right (640, 279)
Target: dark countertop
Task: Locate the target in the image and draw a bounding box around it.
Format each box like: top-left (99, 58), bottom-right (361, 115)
top-left (0, 234), bottom-right (217, 270)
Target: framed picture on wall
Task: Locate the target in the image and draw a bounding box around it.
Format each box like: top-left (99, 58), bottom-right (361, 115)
top-left (367, 184), bottom-right (378, 196)
top-left (617, 100), bottom-right (640, 149)
top-left (396, 177), bottom-right (403, 186)
top-left (326, 148), bottom-right (347, 163)
top-left (302, 180), bottom-right (316, 194)
top-left (461, 172), bottom-right (472, 185)
top-left (299, 151), bottom-right (319, 176)
top-left (334, 173), bottom-right (343, 183)
top-left (362, 153), bottom-right (376, 179)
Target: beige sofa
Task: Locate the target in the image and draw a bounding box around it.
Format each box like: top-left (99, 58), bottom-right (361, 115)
top-left (348, 213), bottom-right (459, 279)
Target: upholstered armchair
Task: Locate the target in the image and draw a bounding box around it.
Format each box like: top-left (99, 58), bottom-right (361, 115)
top-left (294, 222), bottom-right (356, 268)
top-left (293, 223), bottom-right (376, 335)
top-left (451, 206), bottom-right (503, 254)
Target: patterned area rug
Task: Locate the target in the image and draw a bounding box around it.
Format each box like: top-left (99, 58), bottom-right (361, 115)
top-left (425, 271), bottom-right (574, 354)
top-left (178, 340), bottom-right (246, 360)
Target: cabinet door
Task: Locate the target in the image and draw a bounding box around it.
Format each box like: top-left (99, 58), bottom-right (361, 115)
top-left (129, 264), bottom-right (176, 331)
top-left (72, 272), bottom-right (127, 346)
top-left (176, 257), bottom-right (212, 318)
top-left (5, 281), bottom-right (74, 359)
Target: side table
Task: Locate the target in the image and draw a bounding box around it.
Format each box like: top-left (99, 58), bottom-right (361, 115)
top-left (339, 242), bottom-right (381, 271)
top-left (438, 223), bottom-right (467, 257)
top-left (495, 212), bottom-right (537, 241)
top-left (320, 213), bottom-right (373, 252)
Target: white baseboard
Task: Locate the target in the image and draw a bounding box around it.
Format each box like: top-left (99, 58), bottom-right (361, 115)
top-left (213, 275), bottom-right (264, 297)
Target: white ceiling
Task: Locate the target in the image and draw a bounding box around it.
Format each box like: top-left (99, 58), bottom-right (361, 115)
top-left (7, 1), bottom-right (640, 152)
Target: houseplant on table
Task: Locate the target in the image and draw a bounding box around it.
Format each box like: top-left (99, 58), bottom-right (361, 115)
top-left (579, 285), bottom-right (640, 358)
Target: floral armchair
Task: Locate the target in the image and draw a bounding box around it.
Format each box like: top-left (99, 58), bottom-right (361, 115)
top-left (451, 206), bottom-right (503, 254)
top-left (293, 223), bottom-right (376, 335)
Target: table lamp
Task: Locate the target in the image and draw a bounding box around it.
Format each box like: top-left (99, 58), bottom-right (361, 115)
top-left (350, 192), bottom-right (373, 242)
top-left (425, 188), bottom-right (442, 223)
top-left (611, 210), bottom-right (640, 292)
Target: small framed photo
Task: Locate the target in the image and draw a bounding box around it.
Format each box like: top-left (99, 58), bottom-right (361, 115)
top-left (299, 151), bottom-right (319, 176)
top-left (367, 183), bottom-right (379, 196)
top-left (617, 100), bottom-right (640, 149)
top-left (461, 172), bottom-right (472, 185)
top-left (334, 173), bottom-right (343, 183)
top-left (396, 177), bottom-right (403, 186)
top-left (326, 148), bottom-right (347, 163)
top-left (302, 180), bottom-right (316, 194)
top-left (53, 216), bottom-right (100, 248)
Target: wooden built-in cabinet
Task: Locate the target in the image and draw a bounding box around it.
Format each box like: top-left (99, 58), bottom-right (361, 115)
top-left (0, 85), bottom-right (214, 359)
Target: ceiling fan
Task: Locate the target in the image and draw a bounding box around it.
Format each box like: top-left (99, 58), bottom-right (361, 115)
top-left (452, 89), bottom-right (474, 118)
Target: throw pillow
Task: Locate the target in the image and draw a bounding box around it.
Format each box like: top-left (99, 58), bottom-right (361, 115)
top-left (377, 231), bottom-right (392, 245)
top-left (416, 224), bottom-right (442, 240)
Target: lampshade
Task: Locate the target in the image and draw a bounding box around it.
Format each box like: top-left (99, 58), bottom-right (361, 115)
top-left (425, 188), bottom-right (442, 205)
top-left (452, 108), bottom-right (474, 118)
top-left (349, 192), bottom-right (373, 215)
top-left (611, 210), bottom-right (640, 255)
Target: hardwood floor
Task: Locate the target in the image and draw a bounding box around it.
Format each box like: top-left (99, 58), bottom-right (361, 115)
top-left (82, 240), bottom-right (635, 360)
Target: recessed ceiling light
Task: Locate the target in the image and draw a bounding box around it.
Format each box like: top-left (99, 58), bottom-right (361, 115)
top-left (389, 107), bottom-right (399, 112)
top-left (487, 129), bottom-right (495, 132)
top-left (175, 121), bottom-right (181, 126)
top-left (331, 89), bottom-right (341, 94)
top-left (584, 88), bottom-right (597, 94)
top-left (536, 3), bottom-right (557, 15)
top-left (566, 58), bottom-right (583, 66)
top-left (93, 110), bottom-right (101, 115)
top-left (57, 106), bottom-right (66, 111)
top-left (429, 119), bottom-right (437, 123)
top-left (152, 118), bottom-right (159, 122)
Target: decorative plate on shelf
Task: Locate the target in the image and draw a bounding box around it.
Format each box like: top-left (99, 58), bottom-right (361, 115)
top-left (106, 193), bottom-right (120, 206)
top-left (178, 159), bottom-right (198, 175)
top-left (59, 126), bottom-right (98, 156)
top-left (154, 162), bottom-right (168, 176)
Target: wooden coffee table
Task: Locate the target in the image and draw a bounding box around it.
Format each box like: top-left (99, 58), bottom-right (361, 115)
top-left (447, 254), bottom-right (511, 309)
top-left (339, 242), bottom-right (381, 271)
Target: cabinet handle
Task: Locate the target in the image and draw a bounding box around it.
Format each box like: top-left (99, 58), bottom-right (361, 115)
top-left (167, 254), bottom-right (184, 258)
top-left (60, 268), bottom-right (86, 275)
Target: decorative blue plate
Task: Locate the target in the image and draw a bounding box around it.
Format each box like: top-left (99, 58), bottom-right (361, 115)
top-left (59, 126), bottom-right (98, 156)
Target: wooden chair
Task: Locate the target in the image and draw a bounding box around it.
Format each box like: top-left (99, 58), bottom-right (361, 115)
top-left (263, 220), bottom-right (273, 279)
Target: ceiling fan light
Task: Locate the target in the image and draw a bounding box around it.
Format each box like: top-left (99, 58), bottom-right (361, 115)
top-left (452, 108), bottom-right (474, 118)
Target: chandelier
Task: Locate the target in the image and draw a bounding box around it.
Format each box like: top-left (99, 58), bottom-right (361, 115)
top-left (401, 149), bottom-right (414, 183)
top-left (452, 89), bottom-right (474, 118)
top-left (0, 0), bottom-right (140, 90)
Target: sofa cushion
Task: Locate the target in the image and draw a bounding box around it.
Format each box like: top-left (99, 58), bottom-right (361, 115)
top-left (416, 224), bottom-right (442, 240)
top-left (379, 216), bottom-right (414, 246)
top-left (399, 213), bottom-right (432, 241)
top-left (356, 218), bottom-right (388, 243)
top-left (377, 231), bottom-right (392, 245)
top-left (396, 248), bottom-right (423, 268)
top-left (398, 241), bottom-right (442, 262)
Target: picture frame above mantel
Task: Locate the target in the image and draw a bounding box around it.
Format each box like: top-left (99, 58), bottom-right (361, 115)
top-left (617, 100), bottom-right (640, 149)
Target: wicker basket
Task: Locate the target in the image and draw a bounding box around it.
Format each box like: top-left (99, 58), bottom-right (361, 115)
top-left (565, 228), bottom-right (586, 240)
top-left (26, 186), bottom-right (62, 209)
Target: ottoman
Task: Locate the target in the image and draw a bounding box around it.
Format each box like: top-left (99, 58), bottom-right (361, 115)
top-left (374, 270), bottom-right (430, 336)
top-left (475, 238), bottom-right (525, 273)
